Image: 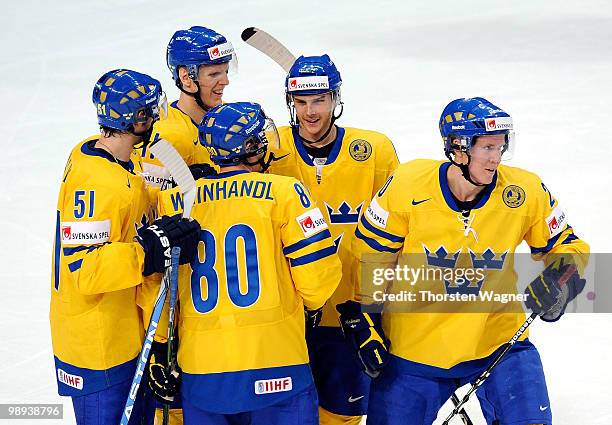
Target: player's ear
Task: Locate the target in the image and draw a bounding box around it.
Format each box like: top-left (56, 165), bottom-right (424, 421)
top-left (178, 67), bottom-right (195, 89)
top-left (452, 140), bottom-right (469, 165)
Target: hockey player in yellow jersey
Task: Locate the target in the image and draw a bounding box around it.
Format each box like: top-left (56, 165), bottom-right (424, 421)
top-left (349, 97), bottom-right (589, 425)
top-left (145, 102), bottom-right (342, 424)
top-left (135, 26), bottom-right (237, 188)
top-left (50, 69), bottom-right (201, 425)
top-left (267, 54), bottom-right (398, 425)
top-left (133, 27), bottom-right (237, 424)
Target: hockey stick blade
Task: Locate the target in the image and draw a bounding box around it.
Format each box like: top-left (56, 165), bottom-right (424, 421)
top-left (149, 139), bottom-right (196, 218)
top-left (241, 27), bottom-right (296, 72)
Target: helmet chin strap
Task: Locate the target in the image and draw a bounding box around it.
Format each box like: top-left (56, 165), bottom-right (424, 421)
top-left (240, 146), bottom-right (275, 173)
top-left (247, 153), bottom-right (273, 173)
top-left (459, 162), bottom-right (487, 187)
top-left (291, 93), bottom-right (344, 146)
top-left (295, 117), bottom-right (336, 145)
top-left (446, 151), bottom-right (487, 187)
top-left (130, 125), bottom-right (155, 149)
top-left (176, 79), bottom-right (210, 113)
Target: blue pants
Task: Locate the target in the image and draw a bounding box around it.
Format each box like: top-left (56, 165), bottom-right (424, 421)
top-left (307, 327), bottom-right (371, 416)
top-left (367, 340), bottom-right (552, 425)
top-left (71, 379), bottom-right (155, 425)
top-left (182, 383), bottom-right (318, 425)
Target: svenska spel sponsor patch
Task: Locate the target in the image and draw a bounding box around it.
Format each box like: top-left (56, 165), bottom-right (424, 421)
top-left (484, 116), bottom-right (513, 132)
top-left (207, 41), bottom-right (234, 60)
top-left (546, 205), bottom-right (567, 238)
top-left (254, 377), bottom-right (292, 395)
top-left (287, 76), bottom-right (329, 92)
top-left (365, 197), bottom-right (389, 229)
top-left (57, 369), bottom-right (83, 390)
top-left (296, 208), bottom-right (328, 237)
top-left (61, 220), bottom-right (111, 245)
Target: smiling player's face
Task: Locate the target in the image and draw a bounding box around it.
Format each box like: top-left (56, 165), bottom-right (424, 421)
top-left (292, 93), bottom-right (334, 140)
top-left (197, 63), bottom-right (230, 109)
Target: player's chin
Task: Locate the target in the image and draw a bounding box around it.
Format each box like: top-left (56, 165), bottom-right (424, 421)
top-left (204, 94), bottom-right (223, 108)
top-left (476, 169), bottom-right (496, 185)
top-left (302, 121), bottom-right (323, 135)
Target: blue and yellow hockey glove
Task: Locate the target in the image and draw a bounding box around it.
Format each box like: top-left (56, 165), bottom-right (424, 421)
top-left (147, 340), bottom-right (181, 404)
top-left (336, 300), bottom-right (389, 378)
top-left (525, 257), bottom-right (586, 322)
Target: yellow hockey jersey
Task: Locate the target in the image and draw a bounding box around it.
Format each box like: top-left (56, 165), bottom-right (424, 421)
top-left (352, 159), bottom-right (589, 375)
top-left (133, 100), bottom-right (216, 188)
top-left (50, 136), bottom-right (152, 396)
top-left (154, 170), bottom-right (342, 413)
top-left (268, 125), bottom-right (398, 327)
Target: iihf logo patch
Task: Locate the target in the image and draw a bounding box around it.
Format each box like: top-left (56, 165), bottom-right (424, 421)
top-left (254, 377), bottom-right (293, 395)
top-left (348, 139), bottom-right (372, 161)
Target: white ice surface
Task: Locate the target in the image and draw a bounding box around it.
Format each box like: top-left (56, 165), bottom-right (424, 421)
top-left (1, 1), bottom-right (610, 423)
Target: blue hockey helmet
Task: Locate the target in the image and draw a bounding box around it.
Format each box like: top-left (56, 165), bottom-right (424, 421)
top-left (439, 97), bottom-right (515, 161)
top-left (285, 55), bottom-right (344, 139)
top-left (198, 102), bottom-right (279, 170)
top-left (285, 54), bottom-right (342, 96)
top-left (167, 26), bottom-right (236, 82)
top-left (92, 69), bottom-right (166, 132)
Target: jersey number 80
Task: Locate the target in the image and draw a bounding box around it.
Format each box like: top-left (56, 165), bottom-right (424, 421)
top-left (190, 224), bottom-right (261, 314)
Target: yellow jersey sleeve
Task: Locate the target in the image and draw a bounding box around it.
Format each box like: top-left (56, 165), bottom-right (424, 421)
top-left (59, 175), bottom-right (145, 295)
top-left (523, 176), bottom-right (590, 272)
top-left (372, 134), bottom-right (400, 198)
top-left (279, 180), bottom-right (342, 310)
top-left (353, 170), bottom-right (409, 258)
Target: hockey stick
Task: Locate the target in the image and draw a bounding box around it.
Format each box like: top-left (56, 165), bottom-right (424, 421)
top-left (451, 394), bottom-right (474, 425)
top-left (119, 140), bottom-right (196, 425)
top-left (150, 139), bottom-right (195, 425)
top-left (162, 246), bottom-right (180, 425)
top-left (441, 264), bottom-right (577, 425)
top-left (441, 312), bottom-right (537, 425)
top-left (241, 27), bottom-right (296, 72)
top-left (120, 269), bottom-right (171, 425)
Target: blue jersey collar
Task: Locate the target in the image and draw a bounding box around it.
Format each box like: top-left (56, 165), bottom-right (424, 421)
top-left (205, 169), bottom-right (250, 179)
top-left (81, 140), bottom-right (135, 173)
top-left (291, 126), bottom-right (345, 165)
top-left (439, 162), bottom-right (497, 212)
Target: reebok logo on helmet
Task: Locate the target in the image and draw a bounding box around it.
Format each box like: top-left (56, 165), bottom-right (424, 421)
top-left (244, 119), bottom-right (261, 135)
